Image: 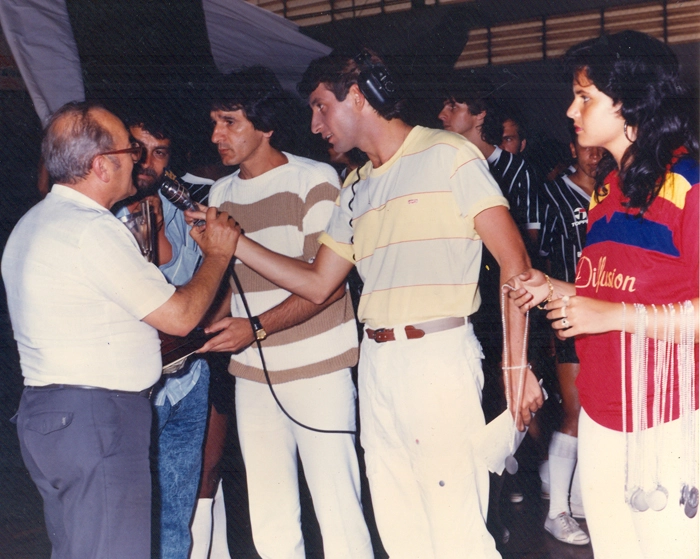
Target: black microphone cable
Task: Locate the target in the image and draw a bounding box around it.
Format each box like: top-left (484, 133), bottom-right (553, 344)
top-left (229, 265), bottom-right (357, 436)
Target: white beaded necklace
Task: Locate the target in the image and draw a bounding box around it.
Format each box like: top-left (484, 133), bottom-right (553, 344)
top-left (625, 300), bottom-right (697, 517)
top-left (648, 304), bottom-right (668, 511)
top-left (628, 303), bottom-right (649, 511)
top-left (500, 286), bottom-right (530, 474)
top-left (679, 301), bottom-right (698, 518)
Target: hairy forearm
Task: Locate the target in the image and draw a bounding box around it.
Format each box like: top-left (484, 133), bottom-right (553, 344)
top-left (145, 254), bottom-right (231, 336)
top-left (200, 282), bottom-right (347, 353)
top-left (236, 236), bottom-right (349, 304)
top-left (502, 267), bottom-right (529, 370)
top-left (259, 284), bottom-right (346, 335)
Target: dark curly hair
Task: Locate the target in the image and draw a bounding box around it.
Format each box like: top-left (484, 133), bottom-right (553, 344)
top-left (439, 73), bottom-right (490, 119)
top-left (297, 50), bottom-right (405, 121)
top-left (439, 73), bottom-right (503, 144)
top-left (122, 112), bottom-right (173, 142)
top-left (210, 66), bottom-right (304, 152)
top-left (565, 31), bottom-right (698, 214)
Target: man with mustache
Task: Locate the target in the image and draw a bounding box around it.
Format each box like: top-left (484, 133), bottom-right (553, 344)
top-left (499, 109), bottom-right (528, 156)
top-left (200, 66), bottom-right (373, 559)
top-left (113, 114), bottom-right (214, 559)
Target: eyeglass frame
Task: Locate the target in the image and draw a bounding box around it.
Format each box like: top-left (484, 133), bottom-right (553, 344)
top-left (95, 143), bottom-right (145, 163)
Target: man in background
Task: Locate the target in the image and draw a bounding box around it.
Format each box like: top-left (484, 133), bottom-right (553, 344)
top-left (537, 126), bottom-right (602, 547)
top-left (438, 84), bottom-right (540, 247)
top-left (113, 113), bottom-right (213, 559)
top-left (499, 108), bottom-right (528, 156)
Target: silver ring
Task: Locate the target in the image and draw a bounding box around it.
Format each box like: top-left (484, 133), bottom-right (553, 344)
top-left (562, 307), bottom-right (567, 318)
top-left (561, 318), bottom-right (569, 328)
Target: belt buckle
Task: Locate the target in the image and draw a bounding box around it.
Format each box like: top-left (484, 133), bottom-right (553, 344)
top-left (373, 328), bottom-right (393, 343)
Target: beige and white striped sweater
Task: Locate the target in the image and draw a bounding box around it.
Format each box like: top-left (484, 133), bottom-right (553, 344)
top-left (209, 153), bottom-right (358, 384)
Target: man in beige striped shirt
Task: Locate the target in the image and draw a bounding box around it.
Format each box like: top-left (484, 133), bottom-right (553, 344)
top-left (199, 66), bottom-right (373, 559)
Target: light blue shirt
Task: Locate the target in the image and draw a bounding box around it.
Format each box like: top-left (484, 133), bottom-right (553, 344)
top-left (116, 193), bottom-right (207, 406)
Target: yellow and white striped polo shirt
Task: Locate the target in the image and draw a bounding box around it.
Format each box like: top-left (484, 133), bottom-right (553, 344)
top-left (319, 126), bottom-right (508, 329)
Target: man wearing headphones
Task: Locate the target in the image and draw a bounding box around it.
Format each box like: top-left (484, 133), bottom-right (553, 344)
top-left (198, 66), bottom-right (373, 559)
top-left (196, 51), bottom-right (544, 558)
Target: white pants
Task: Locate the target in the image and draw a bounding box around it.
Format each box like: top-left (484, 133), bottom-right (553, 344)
top-left (579, 407), bottom-right (699, 559)
top-left (235, 370), bottom-right (373, 559)
top-left (359, 323), bottom-right (499, 559)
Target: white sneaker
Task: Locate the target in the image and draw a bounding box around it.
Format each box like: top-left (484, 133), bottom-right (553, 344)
top-left (544, 513), bottom-right (590, 545)
top-left (570, 500), bottom-right (585, 519)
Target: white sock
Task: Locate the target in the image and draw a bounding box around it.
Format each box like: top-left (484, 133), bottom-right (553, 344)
top-left (548, 431), bottom-right (577, 519)
top-left (190, 497), bottom-right (214, 559)
top-left (570, 460), bottom-right (583, 506)
top-left (210, 480), bottom-right (231, 559)
top-left (539, 459), bottom-right (550, 488)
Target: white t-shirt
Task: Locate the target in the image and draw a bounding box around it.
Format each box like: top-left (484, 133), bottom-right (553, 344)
top-left (2, 184), bottom-right (175, 390)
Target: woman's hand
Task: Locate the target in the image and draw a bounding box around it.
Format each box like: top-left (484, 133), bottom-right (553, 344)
top-left (545, 295), bottom-right (621, 338)
top-left (504, 269), bottom-right (551, 312)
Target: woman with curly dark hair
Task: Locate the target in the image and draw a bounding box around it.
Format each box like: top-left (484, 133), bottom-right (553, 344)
top-left (509, 30), bottom-right (698, 557)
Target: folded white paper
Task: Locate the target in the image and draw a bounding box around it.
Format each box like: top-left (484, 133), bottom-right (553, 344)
top-left (469, 409), bottom-right (528, 475)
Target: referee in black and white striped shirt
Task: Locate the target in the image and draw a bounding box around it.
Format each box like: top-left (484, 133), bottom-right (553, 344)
top-left (539, 152), bottom-right (598, 283)
top-left (538, 129), bottom-right (603, 545)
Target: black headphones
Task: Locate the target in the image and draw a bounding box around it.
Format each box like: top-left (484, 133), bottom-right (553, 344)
top-left (354, 49), bottom-right (397, 112)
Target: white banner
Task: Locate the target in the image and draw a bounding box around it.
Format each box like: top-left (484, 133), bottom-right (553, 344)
top-left (0, 0), bottom-right (84, 126)
top-left (203, 0), bottom-right (331, 93)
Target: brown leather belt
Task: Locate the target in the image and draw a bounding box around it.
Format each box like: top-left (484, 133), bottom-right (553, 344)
top-left (366, 317), bottom-right (466, 343)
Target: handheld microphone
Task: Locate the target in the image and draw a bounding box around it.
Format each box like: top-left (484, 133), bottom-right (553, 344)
top-left (159, 170), bottom-right (205, 226)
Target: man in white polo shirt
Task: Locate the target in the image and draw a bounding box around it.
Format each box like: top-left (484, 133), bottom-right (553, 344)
top-left (1, 101), bottom-right (237, 559)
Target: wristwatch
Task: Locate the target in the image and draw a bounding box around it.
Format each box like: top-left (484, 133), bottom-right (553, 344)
top-left (250, 316), bottom-right (267, 341)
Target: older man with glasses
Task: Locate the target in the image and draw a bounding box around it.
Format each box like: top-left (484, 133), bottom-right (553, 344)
top-left (2, 101), bottom-right (238, 559)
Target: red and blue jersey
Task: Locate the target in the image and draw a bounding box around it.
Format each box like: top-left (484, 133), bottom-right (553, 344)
top-left (575, 153), bottom-right (699, 431)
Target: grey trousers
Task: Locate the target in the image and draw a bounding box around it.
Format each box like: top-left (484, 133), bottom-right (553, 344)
top-left (16, 385), bottom-right (152, 559)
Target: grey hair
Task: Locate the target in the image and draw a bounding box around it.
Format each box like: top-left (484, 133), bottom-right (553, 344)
top-left (42, 101), bottom-right (115, 184)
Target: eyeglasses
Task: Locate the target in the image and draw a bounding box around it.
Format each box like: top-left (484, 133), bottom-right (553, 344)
top-left (96, 143), bottom-right (145, 162)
